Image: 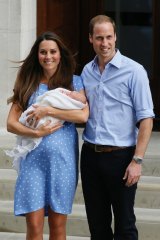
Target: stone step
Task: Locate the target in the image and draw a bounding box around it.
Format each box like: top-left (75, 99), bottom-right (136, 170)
top-left (0, 201), bottom-right (160, 240)
top-left (1, 131), bottom-right (160, 176)
top-left (0, 131), bottom-right (16, 169)
top-left (0, 232), bottom-right (89, 240)
top-left (1, 169), bottom-right (160, 209)
top-left (142, 155), bottom-right (160, 176)
top-left (1, 151), bottom-right (160, 177)
top-left (0, 201), bottom-right (89, 236)
top-left (75, 175), bottom-right (160, 209)
top-left (136, 176), bottom-right (160, 209)
top-left (0, 169), bottom-right (17, 200)
top-left (0, 232), bottom-right (90, 240)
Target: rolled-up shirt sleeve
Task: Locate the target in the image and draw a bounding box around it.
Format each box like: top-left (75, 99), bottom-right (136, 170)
top-left (130, 65), bottom-right (155, 122)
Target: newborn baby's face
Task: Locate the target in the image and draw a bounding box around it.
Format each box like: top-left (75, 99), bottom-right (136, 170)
top-left (57, 88), bottom-right (87, 104)
top-left (59, 89), bottom-right (71, 95)
top-left (68, 91), bottom-right (87, 104)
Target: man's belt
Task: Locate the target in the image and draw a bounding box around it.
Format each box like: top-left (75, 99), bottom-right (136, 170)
top-left (84, 141), bottom-right (127, 153)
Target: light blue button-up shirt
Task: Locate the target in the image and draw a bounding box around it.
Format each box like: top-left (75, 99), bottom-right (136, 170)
top-left (81, 50), bottom-right (155, 146)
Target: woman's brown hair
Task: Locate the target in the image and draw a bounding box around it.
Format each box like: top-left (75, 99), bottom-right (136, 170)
top-left (8, 31), bottom-right (76, 110)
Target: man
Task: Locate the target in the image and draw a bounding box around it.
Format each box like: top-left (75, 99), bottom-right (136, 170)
top-left (80, 15), bottom-right (154, 240)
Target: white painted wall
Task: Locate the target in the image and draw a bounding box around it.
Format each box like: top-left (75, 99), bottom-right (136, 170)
top-left (0, 0), bottom-right (36, 133)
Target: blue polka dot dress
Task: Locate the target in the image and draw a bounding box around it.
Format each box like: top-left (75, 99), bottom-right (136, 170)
top-left (14, 75), bottom-right (83, 216)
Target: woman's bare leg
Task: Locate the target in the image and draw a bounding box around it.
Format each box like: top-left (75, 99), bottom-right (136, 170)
top-left (26, 208), bottom-right (45, 240)
top-left (48, 208), bottom-right (67, 240)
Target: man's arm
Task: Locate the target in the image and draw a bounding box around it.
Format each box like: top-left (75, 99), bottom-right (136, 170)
top-left (123, 118), bottom-right (153, 187)
top-left (134, 118), bottom-right (153, 158)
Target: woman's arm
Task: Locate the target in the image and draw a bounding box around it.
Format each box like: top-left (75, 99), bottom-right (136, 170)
top-left (48, 105), bottom-right (89, 123)
top-left (7, 103), bottom-right (62, 137)
top-left (27, 89), bottom-right (89, 124)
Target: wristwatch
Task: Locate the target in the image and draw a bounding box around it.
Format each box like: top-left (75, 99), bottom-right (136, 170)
top-left (133, 156), bottom-right (143, 164)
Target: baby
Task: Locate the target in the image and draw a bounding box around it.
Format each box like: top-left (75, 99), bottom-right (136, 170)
top-left (20, 88), bottom-right (87, 128)
top-left (5, 88), bottom-right (87, 172)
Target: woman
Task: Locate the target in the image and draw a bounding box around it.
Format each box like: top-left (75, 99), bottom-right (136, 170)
top-left (7, 31), bottom-right (89, 240)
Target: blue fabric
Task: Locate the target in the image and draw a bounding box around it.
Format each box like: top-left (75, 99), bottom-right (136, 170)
top-left (81, 50), bottom-right (155, 146)
top-left (14, 75), bottom-right (83, 215)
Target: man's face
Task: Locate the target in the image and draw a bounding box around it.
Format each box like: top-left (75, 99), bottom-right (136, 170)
top-left (89, 22), bottom-right (116, 63)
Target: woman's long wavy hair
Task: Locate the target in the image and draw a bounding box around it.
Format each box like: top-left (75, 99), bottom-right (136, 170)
top-left (7, 31), bottom-right (76, 110)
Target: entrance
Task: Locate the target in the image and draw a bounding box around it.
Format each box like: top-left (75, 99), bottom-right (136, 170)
top-left (37, 0), bottom-right (160, 129)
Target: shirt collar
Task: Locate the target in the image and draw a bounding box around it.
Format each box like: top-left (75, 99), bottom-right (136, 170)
top-left (92, 56), bottom-right (98, 69)
top-left (91, 49), bottom-right (122, 69)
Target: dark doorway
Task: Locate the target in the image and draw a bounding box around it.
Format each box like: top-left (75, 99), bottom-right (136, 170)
top-left (37, 0), bottom-right (80, 56)
top-left (37, 0), bottom-right (160, 130)
top-left (37, 0), bottom-right (104, 73)
top-left (103, 0), bottom-right (160, 130)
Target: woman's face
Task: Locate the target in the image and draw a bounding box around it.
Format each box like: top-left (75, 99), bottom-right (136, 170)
top-left (38, 40), bottom-right (61, 77)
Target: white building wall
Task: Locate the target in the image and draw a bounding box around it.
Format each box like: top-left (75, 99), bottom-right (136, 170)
top-left (0, 0), bottom-right (36, 132)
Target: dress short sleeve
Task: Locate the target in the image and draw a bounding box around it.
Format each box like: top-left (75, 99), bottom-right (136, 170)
top-left (28, 84), bottom-right (48, 107)
top-left (73, 75), bottom-right (84, 91)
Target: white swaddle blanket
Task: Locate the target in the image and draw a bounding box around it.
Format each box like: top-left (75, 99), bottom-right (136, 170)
top-left (5, 88), bottom-right (86, 173)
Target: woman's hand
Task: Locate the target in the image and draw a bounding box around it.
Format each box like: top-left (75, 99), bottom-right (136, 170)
top-left (35, 120), bottom-right (63, 137)
top-left (7, 103), bottom-right (62, 138)
top-left (26, 105), bottom-right (49, 127)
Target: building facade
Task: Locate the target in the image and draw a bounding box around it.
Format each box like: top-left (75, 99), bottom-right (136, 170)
top-left (1, 0), bottom-right (159, 132)
top-left (0, 0), bottom-right (36, 132)
top-left (37, 0), bottom-right (160, 130)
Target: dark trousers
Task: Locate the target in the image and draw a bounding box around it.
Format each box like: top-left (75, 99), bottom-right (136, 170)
top-left (80, 143), bottom-right (138, 240)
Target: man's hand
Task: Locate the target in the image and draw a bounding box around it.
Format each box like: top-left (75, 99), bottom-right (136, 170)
top-left (123, 160), bottom-right (142, 187)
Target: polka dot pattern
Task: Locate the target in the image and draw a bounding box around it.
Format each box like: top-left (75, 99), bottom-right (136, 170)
top-left (14, 75), bottom-right (83, 216)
